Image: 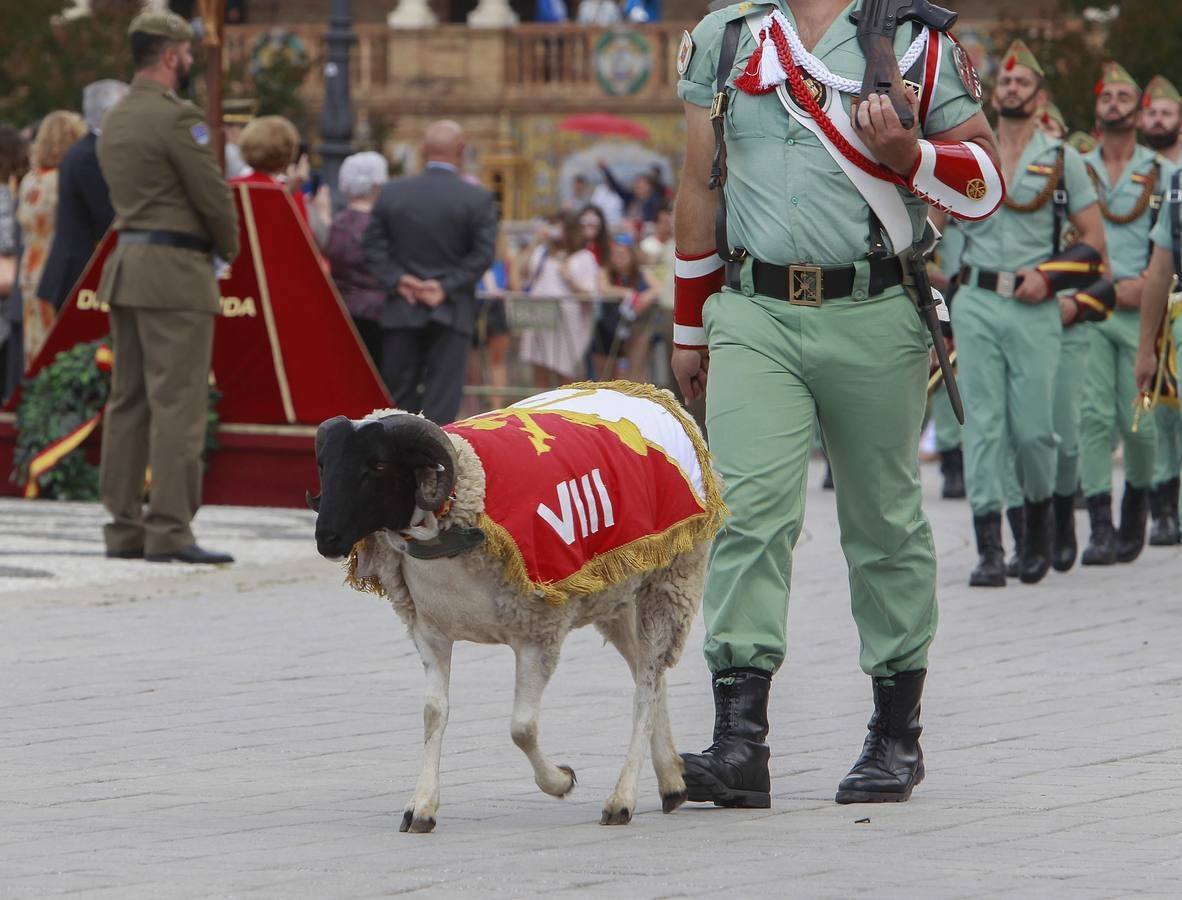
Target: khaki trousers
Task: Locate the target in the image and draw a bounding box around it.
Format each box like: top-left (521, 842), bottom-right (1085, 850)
top-left (701, 274), bottom-right (937, 679)
top-left (100, 306), bottom-right (214, 555)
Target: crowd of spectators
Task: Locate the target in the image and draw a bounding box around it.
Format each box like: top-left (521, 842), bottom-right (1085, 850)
top-left (0, 92), bottom-right (678, 423)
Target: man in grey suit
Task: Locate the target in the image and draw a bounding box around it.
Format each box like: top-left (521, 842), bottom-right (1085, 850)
top-left (362, 120), bottom-right (498, 424)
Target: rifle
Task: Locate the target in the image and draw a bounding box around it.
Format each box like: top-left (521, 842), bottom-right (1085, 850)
top-left (854, 0), bottom-right (958, 130)
top-left (910, 221), bottom-right (964, 424)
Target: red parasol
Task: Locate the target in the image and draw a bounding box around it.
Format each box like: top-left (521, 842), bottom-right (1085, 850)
top-left (556, 113), bottom-right (650, 142)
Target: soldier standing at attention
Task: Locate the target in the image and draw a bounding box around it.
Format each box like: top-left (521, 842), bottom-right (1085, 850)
top-left (1138, 76), bottom-right (1182, 545)
top-left (97, 10), bottom-right (240, 565)
top-left (1078, 64), bottom-right (1175, 566)
top-left (953, 41), bottom-right (1105, 588)
top-left (672, 0), bottom-right (1002, 806)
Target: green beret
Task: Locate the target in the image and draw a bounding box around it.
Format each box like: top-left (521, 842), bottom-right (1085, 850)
top-left (128, 10), bottom-right (194, 41)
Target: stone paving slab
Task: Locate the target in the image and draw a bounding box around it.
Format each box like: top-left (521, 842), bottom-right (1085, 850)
top-left (2, 462), bottom-right (1182, 898)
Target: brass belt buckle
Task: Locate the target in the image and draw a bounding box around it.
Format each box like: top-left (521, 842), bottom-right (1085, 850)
top-left (788, 265), bottom-right (823, 307)
top-left (995, 271), bottom-right (1017, 298)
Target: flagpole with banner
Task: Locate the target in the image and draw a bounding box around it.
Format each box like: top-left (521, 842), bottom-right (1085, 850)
top-left (197, 0), bottom-right (228, 170)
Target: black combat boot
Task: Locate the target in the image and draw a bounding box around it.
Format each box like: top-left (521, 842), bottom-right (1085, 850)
top-left (1148, 479), bottom-right (1181, 547)
top-left (1081, 493), bottom-right (1117, 566)
top-left (1004, 506), bottom-right (1024, 578)
top-left (681, 668), bottom-right (772, 808)
top-left (835, 669), bottom-right (926, 804)
top-left (940, 448), bottom-right (966, 499)
top-left (1019, 497), bottom-right (1053, 584)
top-left (1116, 484), bottom-right (1149, 563)
top-left (969, 513), bottom-right (1006, 587)
top-left (1051, 493), bottom-right (1078, 572)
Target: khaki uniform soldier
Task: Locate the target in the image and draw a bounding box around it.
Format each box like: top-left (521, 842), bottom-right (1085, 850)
top-left (97, 10), bottom-right (240, 564)
top-left (955, 41), bottom-right (1105, 588)
top-left (672, 0), bottom-right (1001, 807)
top-left (1078, 64), bottom-right (1177, 566)
top-left (1139, 75), bottom-right (1182, 544)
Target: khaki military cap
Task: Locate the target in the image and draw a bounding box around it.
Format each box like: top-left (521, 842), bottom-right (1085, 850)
top-left (128, 10), bottom-right (194, 41)
top-left (223, 98), bottom-right (258, 125)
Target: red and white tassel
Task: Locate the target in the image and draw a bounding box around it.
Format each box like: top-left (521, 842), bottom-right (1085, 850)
top-left (735, 26), bottom-right (785, 95)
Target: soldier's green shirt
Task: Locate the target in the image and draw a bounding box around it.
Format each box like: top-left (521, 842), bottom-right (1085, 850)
top-left (677, 0), bottom-right (980, 266)
top-left (961, 130), bottom-right (1095, 273)
top-left (1150, 168), bottom-right (1181, 262)
top-left (1082, 144), bottom-right (1174, 281)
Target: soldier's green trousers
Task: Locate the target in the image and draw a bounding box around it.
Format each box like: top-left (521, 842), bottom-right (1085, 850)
top-left (1080, 310), bottom-right (1156, 494)
top-left (1151, 314), bottom-right (1182, 485)
top-left (953, 284), bottom-right (1062, 516)
top-left (931, 388), bottom-right (962, 453)
top-left (701, 274), bottom-right (937, 679)
top-left (1003, 323), bottom-right (1091, 505)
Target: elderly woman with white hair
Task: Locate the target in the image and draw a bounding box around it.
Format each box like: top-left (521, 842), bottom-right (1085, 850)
top-left (325, 151), bottom-right (390, 369)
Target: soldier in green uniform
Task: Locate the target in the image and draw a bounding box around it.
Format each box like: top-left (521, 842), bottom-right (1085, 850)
top-left (1136, 117), bottom-right (1182, 474)
top-left (671, 0), bottom-right (1001, 807)
top-left (1139, 76), bottom-right (1182, 545)
top-left (953, 41), bottom-right (1105, 588)
top-left (994, 82), bottom-right (1111, 577)
top-left (1078, 64), bottom-right (1176, 566)
top-left (97, 10), bottom-right (240, 564)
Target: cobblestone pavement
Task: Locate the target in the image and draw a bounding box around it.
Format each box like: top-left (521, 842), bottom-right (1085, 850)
top-left (2, 463), bottom-right (1181, 898)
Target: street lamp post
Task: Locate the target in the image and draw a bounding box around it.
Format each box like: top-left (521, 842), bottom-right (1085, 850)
top-left (319, 0), bottom-right (356, 213)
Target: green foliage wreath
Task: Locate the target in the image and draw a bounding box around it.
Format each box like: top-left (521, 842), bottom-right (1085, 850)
top-left (12, 339), bottom-right (221, 501)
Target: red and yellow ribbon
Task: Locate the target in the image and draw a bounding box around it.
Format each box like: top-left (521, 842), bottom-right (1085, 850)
top-left (24, 345), bottom-right (114, 499)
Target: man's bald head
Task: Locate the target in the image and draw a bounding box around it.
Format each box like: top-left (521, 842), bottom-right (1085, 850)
top-left (423, 120), bottom-right (464, 167)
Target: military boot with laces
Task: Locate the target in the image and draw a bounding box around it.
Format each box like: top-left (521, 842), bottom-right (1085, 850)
top-left (681, 668), bottom-right (771, 808)
top-left (835, 669), bottom-right (926, 804)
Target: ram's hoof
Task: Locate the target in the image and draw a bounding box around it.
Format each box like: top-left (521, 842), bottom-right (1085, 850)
top-left (399, 808), bottom-right (437, 837)
top-left (557, 765), bottom-right (577, 798)
top-left (399, 809), bottom-right (436, 834)
top-left (600, 806), bottom-right (633, 826)
top-left (661, 789), bottom-right (688, 814)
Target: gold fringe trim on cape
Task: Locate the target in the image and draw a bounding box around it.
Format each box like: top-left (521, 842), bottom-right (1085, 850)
top-left (343, 380), bottom-right (728, 604)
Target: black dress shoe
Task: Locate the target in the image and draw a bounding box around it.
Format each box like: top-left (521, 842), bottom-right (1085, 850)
top-left (145, 544), bottom-right (235, 564)
top-left (105, 547), bottom-right (144, 559)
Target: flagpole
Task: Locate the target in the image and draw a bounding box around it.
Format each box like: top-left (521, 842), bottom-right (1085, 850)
top-left (198, 0), bottom-right (228, 170)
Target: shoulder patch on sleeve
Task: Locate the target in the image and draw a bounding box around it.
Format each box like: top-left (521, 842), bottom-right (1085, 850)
top-left (950, 36), bottom-right (982, 104)
top-left (190, 122), bottom-right (210, 146)
top-left (677, 30), bottom-right (694, 76)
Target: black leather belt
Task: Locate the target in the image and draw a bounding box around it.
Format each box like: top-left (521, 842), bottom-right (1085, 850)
top-left (725, 256), bottom-right (906, 306)
top-left (118, 229), bottom-right (212, 253)
top-left (960, 265), bottom-right (1023, 298)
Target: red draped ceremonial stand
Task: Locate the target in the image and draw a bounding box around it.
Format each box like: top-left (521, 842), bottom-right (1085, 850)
top-left (0, 181), bottom-right (391, 506)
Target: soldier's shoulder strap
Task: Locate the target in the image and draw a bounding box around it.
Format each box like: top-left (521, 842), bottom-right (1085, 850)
top-left (1052, 144), bottom-right (1069, 255)
top-left (711, 17), bottom-right (745, 261)
top-left (709, 0), bottom-right (773, 21)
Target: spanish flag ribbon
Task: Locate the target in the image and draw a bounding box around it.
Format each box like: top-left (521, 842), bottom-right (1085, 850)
top-left (24, 345), bottom-right (114, 499)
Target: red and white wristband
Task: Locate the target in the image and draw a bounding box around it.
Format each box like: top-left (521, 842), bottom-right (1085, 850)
top-left (674, 249), bottom-right (725, 349)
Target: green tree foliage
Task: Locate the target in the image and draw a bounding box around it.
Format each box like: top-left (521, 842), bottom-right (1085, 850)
top-left (0, 3), bottom-right (132, 127)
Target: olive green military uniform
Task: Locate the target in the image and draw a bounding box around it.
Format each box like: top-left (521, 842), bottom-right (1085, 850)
top-left (955, 130), bottom-right (1095, 515)
top-left (678, 0), bottom-right (978, 678)
top-left (1079, 145), bottom-right (1173, 495)
top-left (932, 220), bottom-right (964, 456)
top-left (97, 13), bottom-right (239, 556)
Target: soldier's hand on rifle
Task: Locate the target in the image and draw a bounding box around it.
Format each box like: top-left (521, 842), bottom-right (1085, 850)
top-left (673, 347), bottom-right (709, 402)
top-left (852, 90), bottom-right (921, 176)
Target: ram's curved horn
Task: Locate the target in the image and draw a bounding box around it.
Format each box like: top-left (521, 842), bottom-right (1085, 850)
top-left (305, 490), bottom-right (321, 512)
top-left (380, 415), bottom-right (456, 512)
